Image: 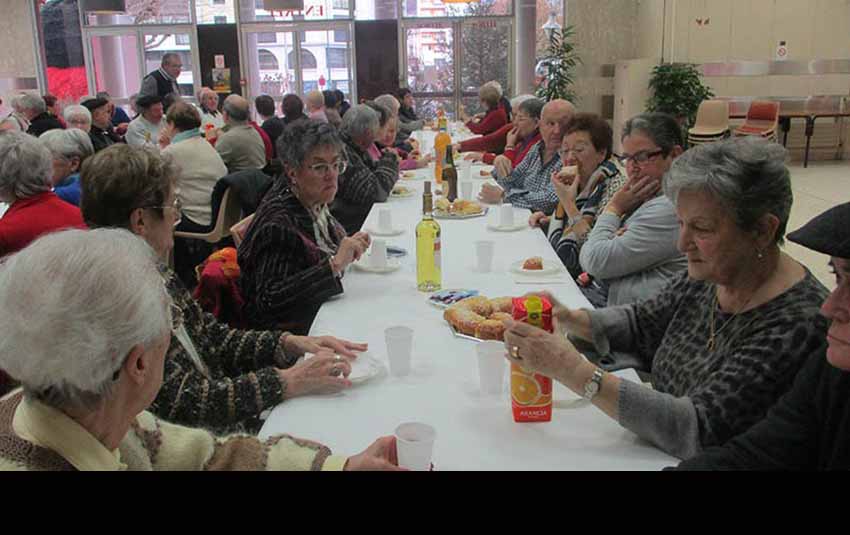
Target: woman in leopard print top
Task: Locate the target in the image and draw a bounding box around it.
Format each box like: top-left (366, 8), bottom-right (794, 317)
top-left (502, 138), bottom-right (829, 459)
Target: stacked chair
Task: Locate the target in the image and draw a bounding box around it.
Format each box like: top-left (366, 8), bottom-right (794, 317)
top-left (688, 100), bottom-right (731, 146)
top-left (733, 100), bottom-right (780, 142)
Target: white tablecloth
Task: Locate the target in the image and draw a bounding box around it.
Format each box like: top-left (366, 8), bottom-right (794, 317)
top-left (259, 131), bottom-right (677, 471)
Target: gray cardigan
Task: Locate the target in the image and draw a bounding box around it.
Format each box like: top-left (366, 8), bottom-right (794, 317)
top-left (579, 195), bottom-right (687, 306)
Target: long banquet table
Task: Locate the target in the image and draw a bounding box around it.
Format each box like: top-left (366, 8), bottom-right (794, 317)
top-left (259, 127), bottom-right (677, 470)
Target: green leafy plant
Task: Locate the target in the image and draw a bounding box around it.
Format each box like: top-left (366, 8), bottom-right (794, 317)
top-left (646, 63), bottom-right (714, 127)
top-left (535, 26), bottom-right (581, 104)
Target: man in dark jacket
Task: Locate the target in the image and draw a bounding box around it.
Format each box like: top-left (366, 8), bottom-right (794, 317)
top-left (82, 97), bottom-right (123, 152)
top-left (22, 94), bottom-right (64, 137)
top-left (674, 202), bottom-right (850, 471)
top-left (255, 95), bottom-right (285, 159)
top-left (140, 53), bottom-right (182, 99)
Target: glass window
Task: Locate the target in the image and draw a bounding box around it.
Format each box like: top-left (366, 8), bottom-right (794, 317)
top-left (39, 0), bottom-right (89, 103)
top-left (355, 0), bottom-right (398, 20)
top-left (258, 49), bottom-right (280, 70)
top-left (85, 0), bottom-right (191, 26)
top-left (239, 0), bottom-right (351, 22)
top-left (405, 26), bottom-right (453, 94)
top-left (196, 0), bottom-right (236, 24)
top-left (536, 0), bottom-right (564, 63)
top-left (89, 34), bottom-right (142, 99)
top-left (290, 49), bottom-right (318, 69)
top-left (258, 32), bottom-right (277, 43)
top-left (403, 0), bottom-right (511, 18)
top-left (175, 34), bottom-right (190, 45)
top-left (460, 18), bottom-right (510, 112)
top-left (327, 47), bottom-right (347, 69)
top-left (303, 80), bottom-right (318, 92)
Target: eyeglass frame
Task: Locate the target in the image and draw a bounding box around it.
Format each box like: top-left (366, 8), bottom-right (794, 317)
top-left (616, 149), bottom-right (667, 166)
top-left (140, 197), bottom-right (183, 228)
top-left (305, 159), bottom-right (348, 176)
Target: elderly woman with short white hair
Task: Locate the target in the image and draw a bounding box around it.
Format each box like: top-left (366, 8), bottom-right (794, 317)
top-left (330, 103), bottom-right (400, 234)
top-left (0, 131), bottom-right (86, 257)
top-left (197, 86), bottom-right (224, 133)
top-left (503, 137), bottom-right (830, 460)
top-left (0, 228), bottom-right (401, 471)
top-left (38, 128), bottom-right (94, 206)
top-left (63, 104), bottom-right (92, 132)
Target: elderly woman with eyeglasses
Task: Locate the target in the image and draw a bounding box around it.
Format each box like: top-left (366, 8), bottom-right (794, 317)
top-left (331, 104), bottom-right (400, 235)
top-left (239, 119), bottom-right (371, 335)
top-left (502, 137), bottom-right (829, 460)
top-left (0, 131), bottom-right (86, 258)
top-left (0, 228), bottom-right (400, 471)
top-left (80, 143), bottom-right (369, 434)
top-left (528, 113), bottom-right (627, 279)
top-left (577, 113), bottom-right (689, 307)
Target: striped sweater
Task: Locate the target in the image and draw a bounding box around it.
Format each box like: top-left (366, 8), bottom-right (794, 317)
top-left (150, 266), bottom-right (292, 434)
top-left (331, 133), bottom-right (400, 234)
top-left (238, 179), bottom-right (347, 334)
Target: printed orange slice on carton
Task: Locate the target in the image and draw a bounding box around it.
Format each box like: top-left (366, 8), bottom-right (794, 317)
top-left (511, 372), bottom-right (541, 406)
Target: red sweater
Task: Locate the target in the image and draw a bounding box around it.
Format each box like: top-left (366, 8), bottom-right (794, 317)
top-left (0, 192), bottom-right (87, 257)
top-left (503, 131), bottom-right (542, 168)
top-left (466, 107), bottom-right (508, 136)
top-left (250, 121), bottom-right (273, 162)
top-left (458, 123), bottom-right (512, 163)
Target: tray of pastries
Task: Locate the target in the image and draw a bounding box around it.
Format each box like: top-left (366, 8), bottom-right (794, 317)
top-left (443, 295), bottom-right (514, 342)
top-left (434, 198), bottom-right (488, 219)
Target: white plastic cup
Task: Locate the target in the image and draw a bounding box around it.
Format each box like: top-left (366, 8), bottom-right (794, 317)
top-left (369, 239), bottom-right (388, 268)
top-left (378, 208), bottom-right (393, 233)
top-left (474, 240), bottom-right (495, 273)
top-left (499, 204), bottom-right (514, 228)
top-left (385, 326), bottom-right (413, 377)
top-left (461, 181), bottom-right (474, 200)
top-left (476, 341), bottom-right (506, 395)
top-left (459, 159), bottom-right (472, 181)
top-left (395, 422), bottom-right (436, 471)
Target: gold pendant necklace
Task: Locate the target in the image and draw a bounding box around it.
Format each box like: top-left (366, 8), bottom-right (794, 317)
top-left (706, 288), bottom-right (757, 352)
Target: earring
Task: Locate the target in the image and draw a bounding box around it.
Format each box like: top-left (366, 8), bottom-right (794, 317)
top-left (757, 250), bottom-right (764, 260)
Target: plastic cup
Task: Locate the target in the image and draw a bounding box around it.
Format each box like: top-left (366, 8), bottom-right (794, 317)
top-left (394, 422), bottom-right (436, 471)
top-left (459, 159), bottom-right (472, 181)
top-left (461, 181), bottom-right (474, 200)
top-left (475, 240), bottom-right (495, 273)
top-left (499, 204), bottom-right (514, 228)
top-left (476, 341), bottom-right (506, 395)
top-left (385, 326), bottom-right (413, 377)
top-left (378, 208), bottom-right (393, 233)
top-left (369, 239), bottom-right (388, 269)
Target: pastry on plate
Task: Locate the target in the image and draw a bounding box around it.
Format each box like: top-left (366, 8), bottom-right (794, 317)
top-left (489, 297), bottom-right (513, 314)
top-left (522, 257), bottom-right (544, 270)
top-left (456, 295), bottom-right (493, 317)
top-left (392, 185), bottom-right (411, 195)
top-left (488, 312), bottom-right (513, 323)
top-left (444, 307), bottom-right (484, 336)
top-left (475, 319), bottom-right (506, 341)
top-left (435, 197), bottom-right (451, 212)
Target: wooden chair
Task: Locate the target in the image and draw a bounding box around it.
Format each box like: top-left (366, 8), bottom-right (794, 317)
top-left (734, 100), bottom-right (779, 142)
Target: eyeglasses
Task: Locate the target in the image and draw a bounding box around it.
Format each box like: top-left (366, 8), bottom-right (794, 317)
top-left (307, 159), bottom-right (347, 176)
top-left (617, 149), bottom-right (665, 166)
top-left (142, 197), bottom-right (183, 228)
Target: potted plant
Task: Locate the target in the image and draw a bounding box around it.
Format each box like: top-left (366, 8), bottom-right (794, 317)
top-left (535, 26), bottom-right (581, 104)
top-left (646, 63), bottom-right (714, 128)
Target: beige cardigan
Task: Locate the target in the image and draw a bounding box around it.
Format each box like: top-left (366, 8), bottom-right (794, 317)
top-left (163, 135), bottom-right (228, 226)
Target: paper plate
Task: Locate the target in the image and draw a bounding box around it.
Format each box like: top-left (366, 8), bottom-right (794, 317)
top-left (364, 226), bottom-right (405, 237)
top-left (352, 257), bottom-right (403, 273)
top-left (509, 259), bottom-right (563, 277)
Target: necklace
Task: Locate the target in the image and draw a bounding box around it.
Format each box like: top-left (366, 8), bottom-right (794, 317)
top-left (705, 287), bottom-right (758, 352)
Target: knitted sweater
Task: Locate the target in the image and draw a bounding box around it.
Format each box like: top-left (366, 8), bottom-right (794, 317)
top-left (151, 267), bottom-right (291, 434)
top-left (674, 350), bottom-right (850, 470)
top-left (0, 391), bottom-right (345, 471)
top-left (216, 124), bottom-right (267, 173)
top-left (238, 180), bottom-right (347, 333)
top-left (587, 270), bottom-right (829, 459)
top-left (162, 133), bottom-right (228, 226)
top-left (466, 107), bottom-right (508, 136)
top-left (331, 133), bottom-right (399, 235)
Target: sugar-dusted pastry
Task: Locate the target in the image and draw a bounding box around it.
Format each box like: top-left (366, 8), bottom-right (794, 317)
top-left (489, 297), bottom-right (514, 314)
top-left (456, 295), bottom-right (493, 317)
top-left (435, 197), bottom-right (451, 212)
top-left (475, 319), bottom-right (507, 341)
top-left (522, 256), bottom-right (544, 270)
top-left (444, 307), bottom-right (484, 336)
top-left (488, 312), bottom-right (513, 323)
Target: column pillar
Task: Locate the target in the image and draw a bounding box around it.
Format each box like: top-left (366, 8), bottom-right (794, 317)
top-left (515, 0), bottom-right (537, 96)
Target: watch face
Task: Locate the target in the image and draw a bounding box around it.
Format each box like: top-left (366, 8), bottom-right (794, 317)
top-left (587, 382), bottom-right (600, 396)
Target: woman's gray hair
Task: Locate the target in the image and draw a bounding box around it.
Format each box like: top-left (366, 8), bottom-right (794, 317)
top-left (341, 104), bottom-right (380, 140)
top-left (63, 104), bottom-right (92, 125)
top-left (0, 131), bottom-right (53, 201)
top-left (622, 112), bottom-right (684, 154)
top-left (664, 137), bottom-right (793, 245)
top-left (374, 94), bottom-right (400, 116)
top-left (278, 119), bottom-right (344, 173)
top-left (517, 97), bottom-right (544, 120)
top-left (13, 93), bottom-right (46, 115)
top-left (510, 94), bottom-right (535, 110)
top-left (0, 228), bottom-right (172, 412)
top-left (39, 128), bottom-right (94, 163)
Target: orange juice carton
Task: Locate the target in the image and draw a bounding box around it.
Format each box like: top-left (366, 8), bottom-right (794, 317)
top-left (510, 296), bottom-right (553, 423)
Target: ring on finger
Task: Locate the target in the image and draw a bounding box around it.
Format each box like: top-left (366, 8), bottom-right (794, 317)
top-left (331, 366), bottom-right (341, 376)
top-left (510, 346), bottom-right (522, 360)
top-left (334, 355), bottom-right (342, 362)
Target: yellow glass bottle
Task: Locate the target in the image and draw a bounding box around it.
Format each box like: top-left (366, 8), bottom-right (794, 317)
top-left (416, 181), bottom-right (442, 293)
top-left (433, 119), bottom-right (452, 185)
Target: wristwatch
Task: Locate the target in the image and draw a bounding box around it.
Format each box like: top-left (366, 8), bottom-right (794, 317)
top-left (583, 367), bottom-right (605, 401)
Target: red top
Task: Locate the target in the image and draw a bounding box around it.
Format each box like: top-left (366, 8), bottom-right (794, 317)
top-left (0, 191), bottom-right (87, 258)
top-left (458, 123), bottom-right (512, 162)
top-left (503, 131), bottom-right (542, 168)
top-left (466, 107), bottom-right (508, 136)
top-left (250, 121), bottom-right (274, 162)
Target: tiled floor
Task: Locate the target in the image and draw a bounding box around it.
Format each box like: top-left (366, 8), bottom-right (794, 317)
top-left (783, 161), bottom-right (849, 290)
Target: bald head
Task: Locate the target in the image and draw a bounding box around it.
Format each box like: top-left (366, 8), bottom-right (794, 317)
top-left (222, 95), bottom-right (250, 124)
top-left (540, 99), bottom-right (575, 150)
top-left (305, 90), bottom-right (325, 112)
